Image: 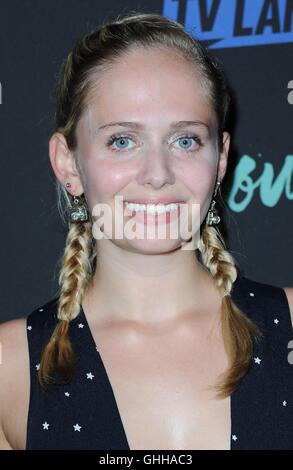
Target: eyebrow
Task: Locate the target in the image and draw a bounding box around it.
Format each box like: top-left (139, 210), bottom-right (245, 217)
top-left (97, 120), bottom-right (211, 133)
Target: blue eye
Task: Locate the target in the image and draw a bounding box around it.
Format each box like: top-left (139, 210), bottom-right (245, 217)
top-left (106, 135), bottom-right (134, 150)
top-left (175, 136), bottom-right (201, 151)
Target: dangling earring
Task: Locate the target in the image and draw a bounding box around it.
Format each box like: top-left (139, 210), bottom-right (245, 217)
top-left (206, 181), bottom-right (221, 226)
top-left (64, 182), bottom-right (89, 223)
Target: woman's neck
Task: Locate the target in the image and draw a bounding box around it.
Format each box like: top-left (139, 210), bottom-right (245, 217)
top-left (83, 242), bottom-right (221, 326)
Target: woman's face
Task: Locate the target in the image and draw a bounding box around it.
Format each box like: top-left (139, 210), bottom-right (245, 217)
top-left (72, 47), bottom-right (230, 253)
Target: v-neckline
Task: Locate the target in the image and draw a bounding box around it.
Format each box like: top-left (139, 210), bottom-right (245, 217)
top-left (79, 303), bottom-right (235, 451)
top-left (79, 303), bottom-right (131, 450)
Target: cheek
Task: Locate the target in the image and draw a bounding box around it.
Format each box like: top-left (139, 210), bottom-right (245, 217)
top-left (81, 158), bottom-right (132, 206)
top-left (180, 157), bottom-right (217, 199)
top-left (179, 159), bottom-right (217, 227)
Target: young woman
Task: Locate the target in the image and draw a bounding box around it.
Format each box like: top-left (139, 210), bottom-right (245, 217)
top-left (0, 12), bottom-right (292, 451)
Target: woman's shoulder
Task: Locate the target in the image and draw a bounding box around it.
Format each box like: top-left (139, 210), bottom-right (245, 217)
top-left (0, 317), bottom-right (30, 449)
top-left (25, 297), bottom-right (61, 365)
top-left (26, 296), bottom-right (59, 327)
top-left (0, 316), bottom-right (29, 373)
top-left (0, 296), bottom-right (60, 384)
top-left (232, 274), bottom-right (293, 335)
top-left (0, 297), bottom-right (61, 449)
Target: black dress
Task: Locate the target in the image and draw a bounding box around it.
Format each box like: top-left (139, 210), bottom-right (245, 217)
top-left (25, 275), bottom-right (293, 450)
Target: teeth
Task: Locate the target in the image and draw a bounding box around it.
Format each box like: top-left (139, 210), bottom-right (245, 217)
top-left (125, 202), bottom-right (180, 214)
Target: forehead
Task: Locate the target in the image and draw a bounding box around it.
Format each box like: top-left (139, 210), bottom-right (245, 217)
top-left (80, 47), bottom-right (216, 134)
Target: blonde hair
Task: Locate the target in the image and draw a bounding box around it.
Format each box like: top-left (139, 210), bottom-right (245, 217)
top-left (198, 220), bottom-right (262, 397)
top-left (39, 11), bottom-right (262, 397)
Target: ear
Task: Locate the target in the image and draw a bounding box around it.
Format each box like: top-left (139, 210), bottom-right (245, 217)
top-left (48, 132), bottom-right (84, 196)
top-left (217, 131), bottom-right (230, 183)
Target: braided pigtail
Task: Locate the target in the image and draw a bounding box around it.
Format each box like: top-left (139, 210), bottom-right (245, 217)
top-left (38, 220), bottom-right (94, 388)
top-left (198, 224), bottom-right (262, 398)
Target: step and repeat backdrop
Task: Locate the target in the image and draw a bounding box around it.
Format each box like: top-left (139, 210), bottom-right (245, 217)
top-left (0, 0), bottom-right (292, 321)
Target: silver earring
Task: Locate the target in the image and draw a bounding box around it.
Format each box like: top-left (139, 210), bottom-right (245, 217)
top-left (64, 182), bottom-right (89, 223)
top-left (66, 193), bottom-right (89, 223)
top-left (207, 181), bottom-right (221, 226)
top-left (64, 183), bottom-right (89, 222)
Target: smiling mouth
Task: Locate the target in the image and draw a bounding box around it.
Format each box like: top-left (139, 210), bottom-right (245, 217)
top-left (122, 200), bottom-right (188, 213)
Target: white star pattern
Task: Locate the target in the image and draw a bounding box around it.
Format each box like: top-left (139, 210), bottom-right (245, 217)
top-left (25, 280), bottom-right (293, 449)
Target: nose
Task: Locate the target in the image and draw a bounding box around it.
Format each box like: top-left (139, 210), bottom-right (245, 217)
top-left (136, 145), bottom-right (176, 189)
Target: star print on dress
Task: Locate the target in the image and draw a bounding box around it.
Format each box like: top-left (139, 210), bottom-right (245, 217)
top-left (78, 323), bottom-right (84, 328)
top-left (24, 277), bottom-right (293, 450)
top-left (254, 357), bottom-right (262, 364)
top-left (27, 325), bottom-right (32, 330)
